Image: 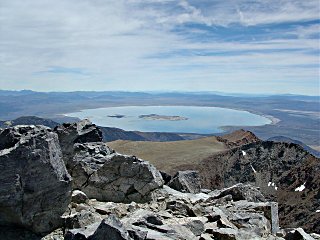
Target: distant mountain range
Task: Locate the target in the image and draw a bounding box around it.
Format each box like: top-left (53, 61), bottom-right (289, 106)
top-left (0, 90), bottom-right (318, 147)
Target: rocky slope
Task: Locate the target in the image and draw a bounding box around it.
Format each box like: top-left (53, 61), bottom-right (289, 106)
top-left (267, 136), bottom-right (320, 158)
top-left (199, 136), bottom-right (320, 233)
top-left (0, 121), bottom-right (318, 239)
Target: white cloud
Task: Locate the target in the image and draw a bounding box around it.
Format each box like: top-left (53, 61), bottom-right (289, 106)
top-left (0, 0), bottom-right (319, 94)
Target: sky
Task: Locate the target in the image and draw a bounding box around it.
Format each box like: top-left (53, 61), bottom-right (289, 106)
top-left (0, 0), bottom-right (319, 95)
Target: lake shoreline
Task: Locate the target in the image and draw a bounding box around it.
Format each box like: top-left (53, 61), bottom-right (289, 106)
top-left (64, 105), bottom-right (273, 134)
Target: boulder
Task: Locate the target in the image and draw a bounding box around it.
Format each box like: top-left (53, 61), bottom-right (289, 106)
top-left (209, 183), bottom-right (266, 202)
top-left (65, 215), bottom-right (131, 240)
top-left (168, 170), bottom-right (201, 194)
top-left (54, 120), bottom-right (103, 167)
top-left (71, 190), bottom-right (88, 204)
top-left (0, 125), bottom-right (71, 234)
top-left (233, 201), bottom-right (279, 234)
top-left (71, 143), bottom-right (164, 202)
top-left (70, 142), bottom-right (114, 189)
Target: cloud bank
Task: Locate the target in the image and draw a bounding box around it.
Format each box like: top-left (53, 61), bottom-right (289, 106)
top-left (0, 0), bottom-right (319, 94)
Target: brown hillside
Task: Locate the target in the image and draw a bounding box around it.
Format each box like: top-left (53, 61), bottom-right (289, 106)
top-left (108, 136), bottom-right (227, 174)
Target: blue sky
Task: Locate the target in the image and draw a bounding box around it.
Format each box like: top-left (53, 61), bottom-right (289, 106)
top-left (0, 0), bottom-right (319, 95)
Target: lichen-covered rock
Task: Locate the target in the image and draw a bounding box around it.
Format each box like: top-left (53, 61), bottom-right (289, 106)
top-left (168, 170), bottom-right (201, 194)
top-left (0, 125), bottom-right (71, 234)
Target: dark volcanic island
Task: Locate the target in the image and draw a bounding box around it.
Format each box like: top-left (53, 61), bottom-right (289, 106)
top-left (107, 114), bottom-right (126, 118)
top-left (139, 114), bottom-right (188, 121)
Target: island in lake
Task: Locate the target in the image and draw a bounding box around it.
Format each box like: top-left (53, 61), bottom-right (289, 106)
top-left (107, 114), bottom-right (126, 118)
top-left (139, 114), bottom-right (188, 121)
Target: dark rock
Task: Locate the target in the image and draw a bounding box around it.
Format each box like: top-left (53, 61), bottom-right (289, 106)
top-left (166, 200), bottom-right (196, 217)
top-left (90, 215), bottom-right (131, 240)
top-left (71, 144), bottom-right (164, 202)
top-left (145, 215), bottom-right (163, 226)
top-left (71, 142), bottom-right (114, 190)
top-left (65, 215), bottom-right (131, 240)
top-left (182, 219), bottom-right (205, 236)
top-left (128, 229), bottom-right (147, 240)
top-left (54, 120), bottom-right (103, 167)
top-left (0, 125), bottom-right (71, 234)
top-left (168, 170), bottom-right (201, 194)
top-left (199, 141), bottom-right (320, 232)
top-left (209, 183), bottom-right (266, 202)
top-left (0, 226), bottom-right (40, 240)
top-left (64, 222), bottom-right (100, 240)
top-left (160, 171), bottom-right (172, 184)
top-left (63, 210), bottom-right (102, 230)
top-left (284, 228), bottom-right (315, 240)
top-left (208, 228), bottom-right (237, 240)
top-left (71, 190), bottom-right (89, 204)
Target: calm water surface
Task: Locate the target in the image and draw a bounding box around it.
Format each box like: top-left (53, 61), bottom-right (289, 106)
top-left (66, 106), bottom-right (271, 134)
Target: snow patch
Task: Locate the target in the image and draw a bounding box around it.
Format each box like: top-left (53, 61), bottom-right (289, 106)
top-left (295, 182), bottom-right (306, 192)
top-left (267, 181), bottom-right (278, 190)
top-left (316, 210), bottom-right (320, 213)
top-left (241, 150), bottom-right (247, 156)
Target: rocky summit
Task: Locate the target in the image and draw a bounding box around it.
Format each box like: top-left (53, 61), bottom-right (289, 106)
top-left (0, 121), bottom-right (318, 239)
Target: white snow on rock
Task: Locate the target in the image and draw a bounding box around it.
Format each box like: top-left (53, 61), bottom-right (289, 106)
top-left (316, 210), bottom-right (320, 213)
top-left (267, 181), bottom-right (278, 190)
top-left (295, 182), bottom-right (306, 192)
top-left (241, 150), bottom-right (247, 156)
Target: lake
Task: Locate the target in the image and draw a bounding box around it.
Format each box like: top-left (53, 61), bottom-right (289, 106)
top-left (66, 106), bottom-right (271, 134)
